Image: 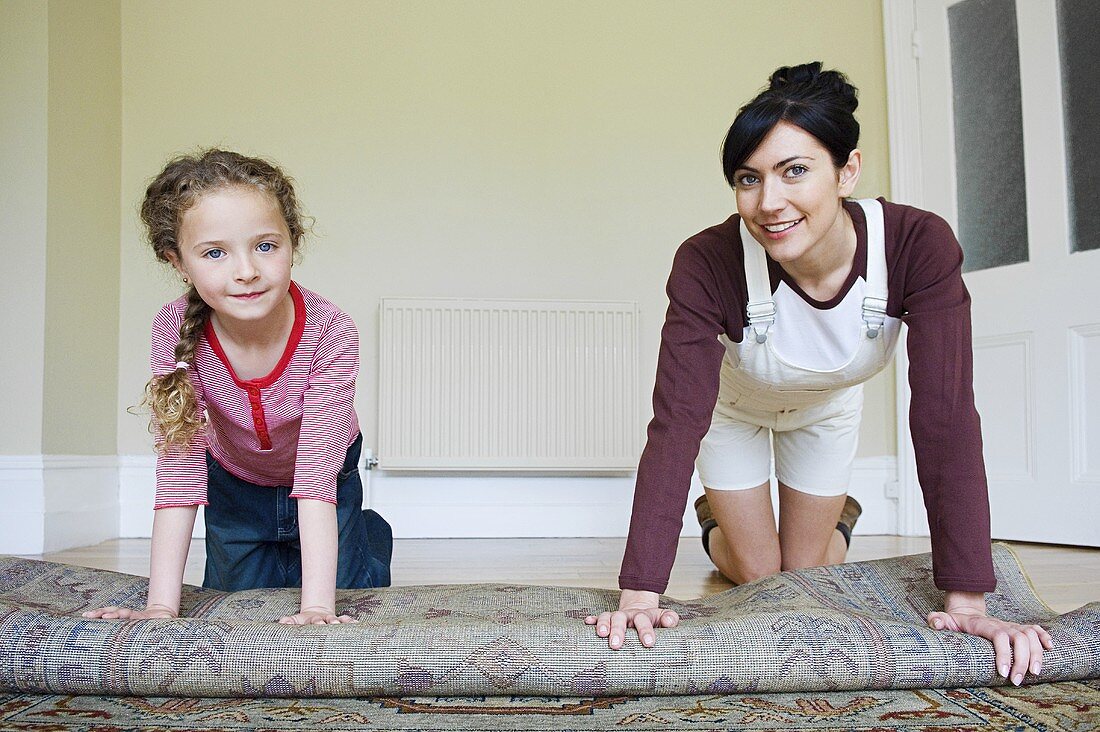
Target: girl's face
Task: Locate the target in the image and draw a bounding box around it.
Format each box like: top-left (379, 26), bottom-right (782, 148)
top-left (168, 186), bottom-right (294, 330)
top-left (732, 121), bottom-right (861, 266)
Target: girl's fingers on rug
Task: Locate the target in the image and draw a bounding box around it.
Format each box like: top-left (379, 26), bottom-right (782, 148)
top-left (82, 606), bottom-right (131, 619)
top-left (659, 610), bottom-right (680, 628)
top-left (82, 606), bottom-right (174, 620)
top-left (82, 606), bottom-right (118, 618)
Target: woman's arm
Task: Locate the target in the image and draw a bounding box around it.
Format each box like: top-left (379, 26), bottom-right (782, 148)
top-left (617, 236), bottom-right (731, 597)
top-left (896, 205), bottom-right (1051, 682)
top-left (598, 231), bottom-right (735, 648)
top-left (83, 506), bottom-right (197, 619)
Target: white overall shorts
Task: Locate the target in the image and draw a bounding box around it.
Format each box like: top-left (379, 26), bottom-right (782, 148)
top-left (696, 198), bottom-right (902, 496)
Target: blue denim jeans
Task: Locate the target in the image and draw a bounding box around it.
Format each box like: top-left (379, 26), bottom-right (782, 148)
top-left (202, 434), bottom-right (392, 591)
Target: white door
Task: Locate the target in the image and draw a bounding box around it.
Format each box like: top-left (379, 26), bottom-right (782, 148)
top-left (909, 0), bottom-right (1100, 545)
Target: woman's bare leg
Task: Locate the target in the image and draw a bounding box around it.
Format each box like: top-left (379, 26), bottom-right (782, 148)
top-left (776, 482), bottom-right (848, 570)
top-left (703, 482), bottom-right (781, 584)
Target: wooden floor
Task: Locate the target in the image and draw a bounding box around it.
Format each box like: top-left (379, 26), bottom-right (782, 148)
top-left (30, 535), bottom-right (1100, 614)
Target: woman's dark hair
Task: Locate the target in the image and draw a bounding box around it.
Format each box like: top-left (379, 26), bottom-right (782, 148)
top-left (721, 62), bottom-right (860, 187)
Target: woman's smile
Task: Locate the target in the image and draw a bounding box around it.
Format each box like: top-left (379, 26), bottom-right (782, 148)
top-left (760, 218), bottom-right (804, 237)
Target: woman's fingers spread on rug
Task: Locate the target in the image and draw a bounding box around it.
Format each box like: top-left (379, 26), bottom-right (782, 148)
top-left (632, 613), bottom-right (656, 647)
top-left (987, 624), bottom-right (1016, 679)
top-left (659, 610), bottom-right (680, 628)
top-left (1036, 624), bottom-right (1054, 650)
top-left (587, 611), bottom-right (613, 638)
top-left (608, 610), bottom-right (629, 649)
top-left (994, 620), bottom-right (1050, 683)
top-left (593, 591), bottom-right (678, 649)
top-left (942, 612), bottom-right (1051, 684)
top-left (926, 611), bottom-right (961, 633)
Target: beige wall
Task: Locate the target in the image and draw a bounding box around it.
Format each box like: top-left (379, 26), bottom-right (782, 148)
top-left (0, 1), bottom-right (48, 454)
top-left (43, 0), bottom-right (121, 454)
top-left (115, 0), bottom-right (897, 459)
top-left (0, 0), bottom-right (121, 457)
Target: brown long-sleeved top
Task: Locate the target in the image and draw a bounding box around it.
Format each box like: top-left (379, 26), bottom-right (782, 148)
top-left (619, 198), bottom-right (996, 595)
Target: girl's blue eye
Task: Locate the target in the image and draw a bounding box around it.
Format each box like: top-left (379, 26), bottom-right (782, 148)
top-left (257, 241), bottom-right (275, 253)
top-left (737, 174), bottom-right (759, 187)
top-left (787, 164), bottom-right (808, 177)
top-left (204, 249), bottom-right (224, 260)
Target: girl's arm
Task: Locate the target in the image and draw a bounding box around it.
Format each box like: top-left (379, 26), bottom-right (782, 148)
top-left (279, 498), bottom-right (356, 625)
top-left (83, 506), bottom-right (196, 619)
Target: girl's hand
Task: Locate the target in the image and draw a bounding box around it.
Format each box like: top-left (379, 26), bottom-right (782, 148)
top-left (584, 589), bottom-right (680, 649)
top-left (82, 604), bottom-right (177, 620)
top-left (278, 606), bottom-right (358, 625)
top-left (928, 590), bottom-right (1053, 685)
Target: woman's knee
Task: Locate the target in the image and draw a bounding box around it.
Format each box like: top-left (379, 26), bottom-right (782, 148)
top-left (710, 531), bottom-right (781, 584)
top-left (779, 551), bottom-right (828, 573)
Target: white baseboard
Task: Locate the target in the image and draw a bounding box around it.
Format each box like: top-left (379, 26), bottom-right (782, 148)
top-left (50, 453), bottom-right (901, 542)
top-left (369, 455), bottom-right (899, 539)
top-left (0, 455), bottom-right (119, 554)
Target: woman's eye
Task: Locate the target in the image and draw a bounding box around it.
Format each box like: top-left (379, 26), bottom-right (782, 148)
top-left (257, 241), bottom-right (275, 253)
top-left (787, 164), bottom-right (808, 177)
top-left (204, 249), bottom-right (224, 260)
top-left (737, 174), bottom-right (759, 187)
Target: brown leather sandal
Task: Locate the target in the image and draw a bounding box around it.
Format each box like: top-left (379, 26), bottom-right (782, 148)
top-left (836, 495), bottom-right (863, 548)
top-left (694, 494), bottom-right (718, 557)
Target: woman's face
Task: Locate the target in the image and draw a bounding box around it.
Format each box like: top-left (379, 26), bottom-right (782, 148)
top-left (732, 121), bottom-right (861, 265)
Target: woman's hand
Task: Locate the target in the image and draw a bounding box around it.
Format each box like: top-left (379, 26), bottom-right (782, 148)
top-left (82, 604), bottom-right (177, 620)
top-left (278, 606), bottom-right (357, 625)
top-left (928, 590), bottom-right (1053, 685)
top-left (585, 589), bottom-right (680, 649)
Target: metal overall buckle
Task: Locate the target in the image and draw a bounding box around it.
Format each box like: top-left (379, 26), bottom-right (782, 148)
top-left (862, 296), bottom-right (888, 339)
top-left (746, 301), bottom-right (777, 343)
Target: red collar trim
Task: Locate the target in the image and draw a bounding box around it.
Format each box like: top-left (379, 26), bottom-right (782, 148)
top-left (205, 282), bottom-right (306, 389)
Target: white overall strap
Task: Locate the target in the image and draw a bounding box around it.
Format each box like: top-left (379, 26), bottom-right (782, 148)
top-left (739, 217), bottom-right (776, 343)
top-left (856, 198), bottom-right (889, 339)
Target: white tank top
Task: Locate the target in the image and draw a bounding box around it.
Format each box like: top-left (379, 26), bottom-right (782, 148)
top-left (717, 198), bottom-right (902, 412)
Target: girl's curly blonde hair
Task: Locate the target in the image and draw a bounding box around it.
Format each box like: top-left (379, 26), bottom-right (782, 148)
top-left (141, 149), bottom-right (308, 450)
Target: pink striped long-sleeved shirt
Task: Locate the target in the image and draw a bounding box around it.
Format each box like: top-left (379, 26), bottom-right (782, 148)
top-left (151, 282), bottom-right (360, 508)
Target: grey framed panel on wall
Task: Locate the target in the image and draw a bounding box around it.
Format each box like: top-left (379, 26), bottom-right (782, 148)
top-left (1057, 0), bottom-right (1100, 254)
top-left (948, 0), bottom-right (1029, 273)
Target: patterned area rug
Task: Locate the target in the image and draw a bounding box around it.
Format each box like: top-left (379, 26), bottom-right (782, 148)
top-left (1, 544), bottom-right (1098, 701)
top-left (2, 683), bottom-right (1098, 731)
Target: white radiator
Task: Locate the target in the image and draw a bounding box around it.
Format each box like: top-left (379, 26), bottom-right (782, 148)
top-left (378, 298), bottom-right (640, 471)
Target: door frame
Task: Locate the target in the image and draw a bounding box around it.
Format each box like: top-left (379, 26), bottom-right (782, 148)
top-left (883, 0), bottom-right (929, 536)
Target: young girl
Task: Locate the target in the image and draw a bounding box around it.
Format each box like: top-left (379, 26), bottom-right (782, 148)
top-left (84, 149), bottom-right (391, 625)
top-left (587, 62), bottom-right (1052, 684)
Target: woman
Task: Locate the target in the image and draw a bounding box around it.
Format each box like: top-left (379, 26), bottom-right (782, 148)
top-left (586, 62), bottom-right (1051, 686)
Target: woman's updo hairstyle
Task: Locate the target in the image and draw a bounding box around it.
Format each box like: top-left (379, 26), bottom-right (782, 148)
top-left (722, 62), bottom-right (860, 187)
